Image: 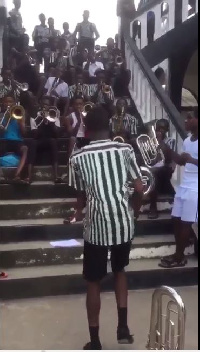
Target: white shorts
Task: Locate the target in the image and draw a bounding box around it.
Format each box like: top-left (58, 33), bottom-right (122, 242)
top-left (172, 187), bottom-right (198, 223)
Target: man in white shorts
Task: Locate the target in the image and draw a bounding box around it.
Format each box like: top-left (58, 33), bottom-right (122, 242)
top-left (160, 108), bottom-right (198, 268)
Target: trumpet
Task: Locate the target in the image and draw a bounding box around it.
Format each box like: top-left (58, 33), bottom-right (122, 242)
top-left (13, 80), bottom-right (29, 92)
top-left (115, 55), bottom-right (124, 66)
top-left (102, 84), bottom-right (111, 94)
top-left (34, 106), bottom-right (59, 127)
top-left (147, 286), bottom-right (186, 350)
top-left (0, 105), bottom-right (25, 130)
top-left (82, 102), bottom-right (95, 117)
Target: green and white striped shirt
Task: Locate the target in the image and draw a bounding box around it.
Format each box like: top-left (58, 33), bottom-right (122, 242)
top-left (69, 139), bottom-right (142, 246)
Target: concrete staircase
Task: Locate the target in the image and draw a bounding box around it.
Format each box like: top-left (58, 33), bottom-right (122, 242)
top-left (0, 139), bottom-right (198, 300)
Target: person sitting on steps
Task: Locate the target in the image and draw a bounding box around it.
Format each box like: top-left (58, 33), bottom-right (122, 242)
top-left (148, 119), bottom-right (176, 220)
top-left (0, 95), bottom-right (28, 184)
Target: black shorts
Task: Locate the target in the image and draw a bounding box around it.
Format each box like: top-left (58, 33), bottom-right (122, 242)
top-left (0, 140), bottom-right (24, 157)
top-left (83, 241), bottom-right (132, 282)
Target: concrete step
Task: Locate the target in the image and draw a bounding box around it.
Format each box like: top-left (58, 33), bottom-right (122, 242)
top-left (0, 258), bottom-right (198, 300)
top-left (0, 182), bottom-right (76, 200)
top-left (1, 234), bottom-right (192, 269)
top-left (0, 214), bottom-right (173, 243)
top-left (24, 137), bottom-right (69, 152)
top-left (0, 198), bottom-right (77, 221)
top-left (1, 165), bottom-right (68, 182)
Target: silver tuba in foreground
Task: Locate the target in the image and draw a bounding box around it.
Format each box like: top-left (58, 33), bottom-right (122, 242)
top-left (147, 286), bottom-right (186, 350)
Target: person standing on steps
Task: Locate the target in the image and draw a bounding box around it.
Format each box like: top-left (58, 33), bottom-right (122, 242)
top-left (67, 106), bottom-right (143, 350)
top-left (159, 108), bottom-right (198, 268)
top-left (74, 10), bottom-right (100, 55)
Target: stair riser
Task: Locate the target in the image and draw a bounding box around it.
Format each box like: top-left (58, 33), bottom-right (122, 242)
top-left (1, 242), bottom-right (186, 268)
top-left (0, 201), bottom-right (76, 221)
top-left (0, 184), bottom-right (76, 200)
top-left (0, 267), bottom-right (198, 300)
top-left (0, 220), bottom-right (173, 243)
top-left (1, 166), bottom-right (68, 182)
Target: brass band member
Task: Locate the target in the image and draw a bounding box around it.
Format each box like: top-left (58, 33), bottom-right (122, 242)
top-left (68, 70), bottom-right (89, 102)
top-left (0, 95), bottom-right (28, 183)
top-left (111, 98), bottom-right (138, 143)
top-left (64, 95), bottom-right (90, 162)
top-left (28, 96), bottom-right (61, 184)
top-left (90, 69), bottom-right (114, 109)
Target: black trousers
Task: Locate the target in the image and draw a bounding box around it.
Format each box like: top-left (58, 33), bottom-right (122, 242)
top-left (28, 138), bottom-right (58, 165)
top-left (78, 37), bottom-right (95, 54)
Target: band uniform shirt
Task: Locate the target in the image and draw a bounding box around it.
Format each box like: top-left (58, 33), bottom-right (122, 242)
top-left (69, 140), bottom-right (142, 246)
top-left (89, 84), bottom-right (114, 104)
top-left (110, 113), bottom-right (139, 136)
top-left (0, 82), bottom-right (13, 99)
top-left (76, 21), bottom-right (97, 39)
top-left (83, 61), bottom-right (104, 77)
top-left (68, 112), bottom-right (85, 138)
top-left (69, 84), bottom-right (89, 100)
top-left (32, 24), bottom-right (50, 44)
top-left (45, 77), bottom-right (69, 98)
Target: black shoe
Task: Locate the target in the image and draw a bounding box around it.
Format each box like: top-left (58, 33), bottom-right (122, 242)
top-left (83, 342), bottom-right (102, 350)
top-left (117, 326), bottom-right (134, 344)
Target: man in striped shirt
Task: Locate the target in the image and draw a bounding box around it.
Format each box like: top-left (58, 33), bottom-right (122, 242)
top-left (69, 106), bottom-right (143, 350)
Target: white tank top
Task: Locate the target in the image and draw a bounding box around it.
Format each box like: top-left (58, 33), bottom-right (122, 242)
top-left (181, 137), bottom-right (198, 190)
top-left (71, 112), bottom-right (85, 138)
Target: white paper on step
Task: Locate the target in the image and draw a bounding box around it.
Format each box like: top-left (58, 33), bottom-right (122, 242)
top-left (50, 239), bottom-right (83, 248)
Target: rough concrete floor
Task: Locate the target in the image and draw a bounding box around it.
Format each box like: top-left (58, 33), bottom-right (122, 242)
top-left (0, 286), bottom-right (198, 350)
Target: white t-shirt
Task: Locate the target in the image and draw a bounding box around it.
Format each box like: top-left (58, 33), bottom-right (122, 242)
top-left (181, 137), bottom-right (198, 190)
top-left (45, 77), bottom-right (69, 98)
top-left (70, 112), bottom-right (85, 138)
top-left (30, 110), bottom-right (61, 130)
top-left (83, 61), bottom-right (104, 77)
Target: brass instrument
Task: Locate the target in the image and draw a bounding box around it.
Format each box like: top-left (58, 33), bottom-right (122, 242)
top-left (137, 125), bottom-right (165, 168)
top-left (13, 80), bottom-right (29, 93)
top-left (147, 286), bottom-right (186, 350)
top-left (82, 102), bottom-right (95, 117)
top-left (0, 105), bottom-right (25, 130)
top-left (115, 55), bottom-right (123, 66)
top-left (34, 106), bottom-right (59, 127)
top-left (113, 107), bottom-right (125, 143)
top-left (102, 84), bottom-right (111, 94)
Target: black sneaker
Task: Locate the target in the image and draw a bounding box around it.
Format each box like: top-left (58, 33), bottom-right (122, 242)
top-left (83, 342), bottom-right (102, 350)
top-left (117, 326), bottom-right (134, 344)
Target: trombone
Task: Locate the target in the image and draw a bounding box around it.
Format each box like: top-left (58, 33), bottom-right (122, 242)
top-left (34, 106), bottom-right (59, 127)
top-left (0, 105), bottom-right (25, 130)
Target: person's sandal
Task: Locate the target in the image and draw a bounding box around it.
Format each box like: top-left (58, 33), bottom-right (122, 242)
top-left (117, 326), bottom-right (134, 344)
top-left (159, 256), bottom-right (187, 268)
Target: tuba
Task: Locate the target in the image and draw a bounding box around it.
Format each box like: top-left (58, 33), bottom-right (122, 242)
top-left (0, 105), bottom-right (25, 130)
top-left (137, 125), bottom-right (165, 168)
top-left (147, 286), bottom-right (186, 350)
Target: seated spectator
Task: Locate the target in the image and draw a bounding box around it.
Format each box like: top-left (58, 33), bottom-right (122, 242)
top-left (0, 94), bottom-right (28, 183)
top-left (148, 119), bottom-right (176, 219)
top-left (89, 69), bottom-right (114, 111)
top-left (32, 13), bottom-right (50, 65)
top-left (110, 98), bottom-right (138, 143)
top-left (28, 96), bottom-right (61, 184)
top-left (64, 95), bottom-right (90, 162)
top-left (69, 70), bottom-right (89, 102)
top-left (0, 68), bottom-right (13, 99)
top-left (44, 66), bottom-right (69, 112)
top-left (83, 52), bottom-right (104, 78)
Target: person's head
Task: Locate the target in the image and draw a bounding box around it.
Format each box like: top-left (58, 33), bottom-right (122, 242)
top-left (83, 10), bottom-right (90, 21)
top-left (2, 68), bottom-right (13, 84)
top-left (39, 13), bottom-right (46, 25)
top-left (73, 96), bottom-right (84, 113)
top-left (55, 67), bottom-right (64, 79)
top-left (48, 17), bottom-right (54, 28)
top-left (41, 96), bottom-right (54, 110)
top-left (13, 0), bottom-right (21, 10)
top-left (156, 119), bottom-right (169, 140)
top-left (48, 66), bottom-right (56, 78)
top-left (3, 95), bottom-right (16, 110)
top-left (85, 106), bottom-right (110, 139)
top-left (116, 98), bottom-right (128, 114)
top-left (155, 67), bottom-right (166, 86)
top-left (63, 22), bottom-right (69, 32)
top-left (185, 107), bottom-right (198, 133)
top-left (95, 69), bottom-right (106, 83)
top-left (76, 71), bottom-right (84, 85)
top-left (107, 37), bottom-right (115, 50)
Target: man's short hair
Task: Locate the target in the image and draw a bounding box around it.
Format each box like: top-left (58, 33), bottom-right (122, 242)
top-left (156, 118), bottom-right (169, 131)
top-left (85, 106), bottom-right (109, 132)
